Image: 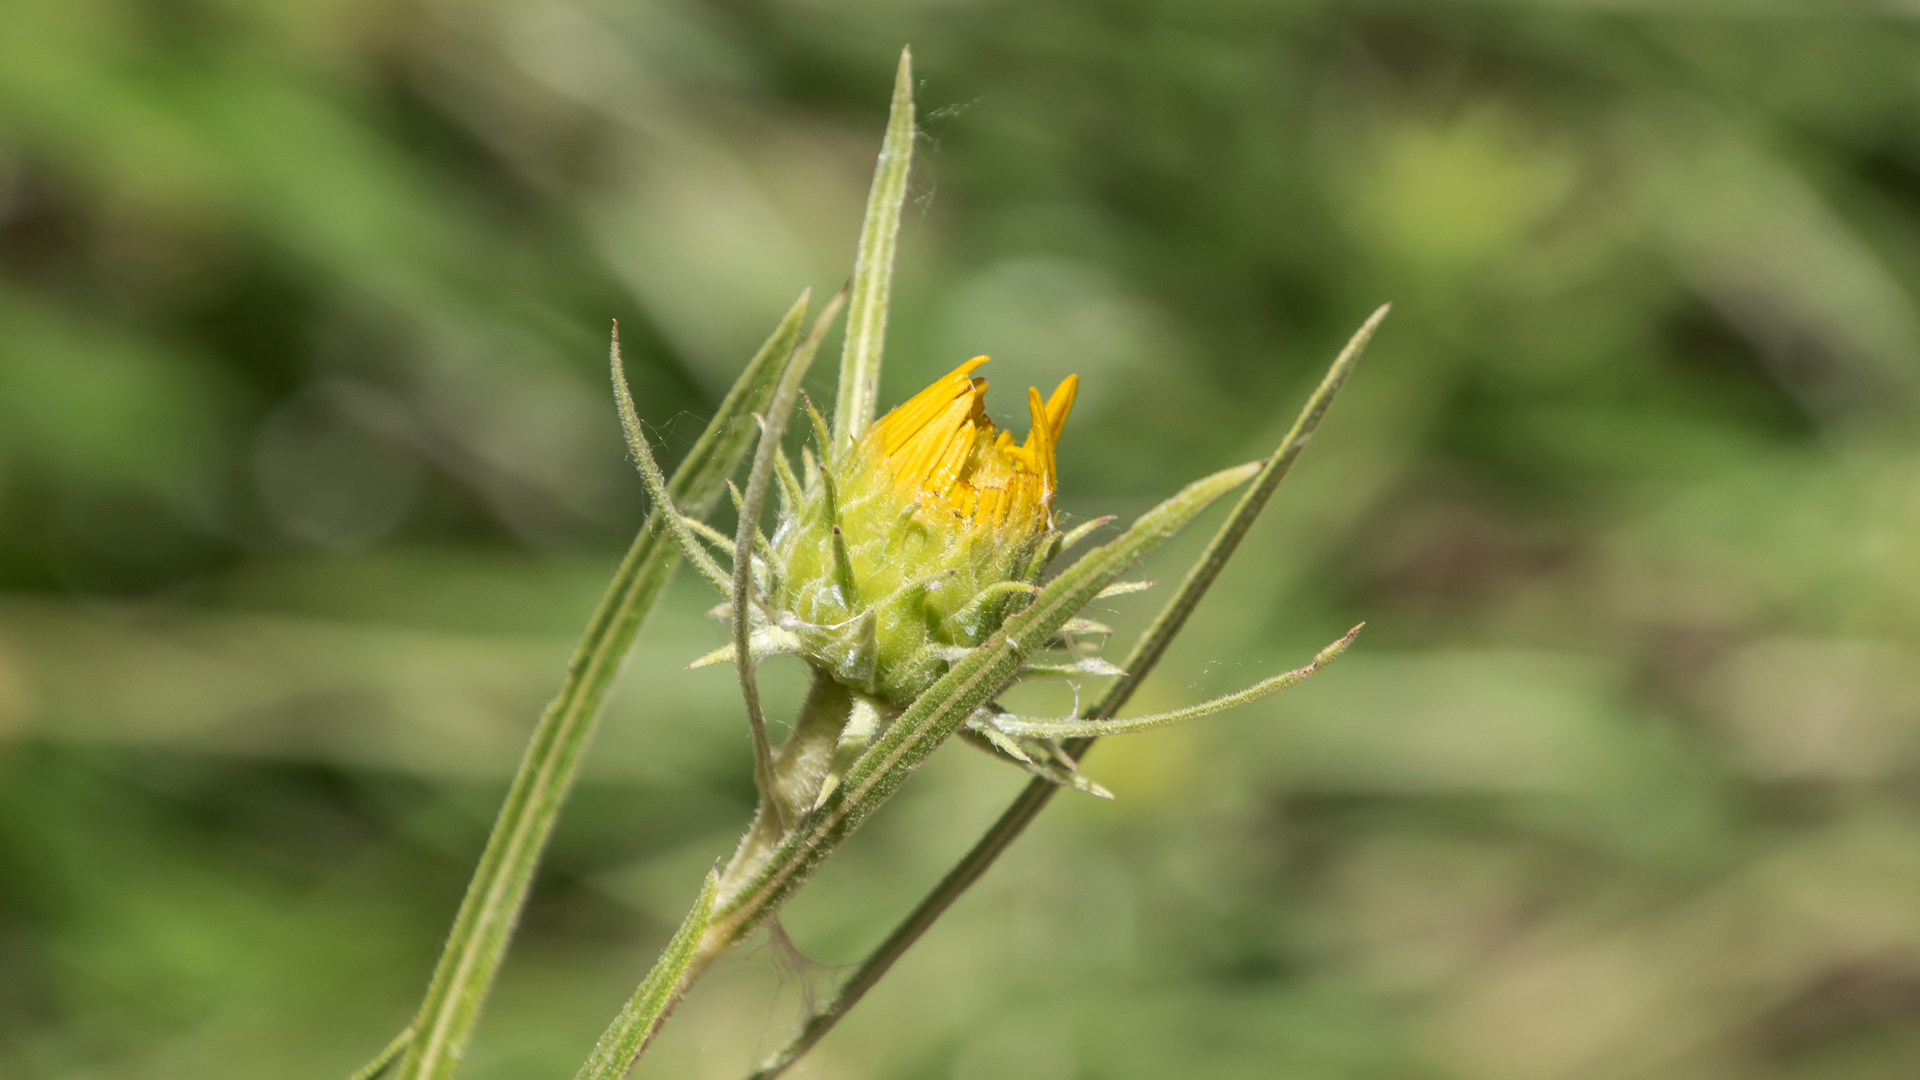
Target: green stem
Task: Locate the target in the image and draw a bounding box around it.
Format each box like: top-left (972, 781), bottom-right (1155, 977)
top-left (719, 671), bottom-right (856, 904)
top-left (395, 520), bottom-right (680, 1080)
top-left (588, 670), bottom-right (854, 1066)
top-left (572, 872), bottom-right (719, 1080)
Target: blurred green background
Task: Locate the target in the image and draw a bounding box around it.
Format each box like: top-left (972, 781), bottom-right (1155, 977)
top-left (6, 1), bottom-right (1920, 1078)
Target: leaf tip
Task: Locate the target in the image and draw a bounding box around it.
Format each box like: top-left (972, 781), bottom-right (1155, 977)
top-left (1315, 623), bottom-right (1365, 666)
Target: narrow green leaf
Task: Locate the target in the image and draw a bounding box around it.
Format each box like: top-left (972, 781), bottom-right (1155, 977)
top-left (832, 47), bottom-right (915, 458)
top-left (678, 515), bottom-right (738, 560)
top-left (774, 451), bottom-right (803, 517)
top-left (993, 623), bottom-right (1361, 737)
top-left (744, 305), bottom-right (1386, 1080)
top-left (1058, 514), bottom-right (1116, 552)
top-left (802, 394), bottom-right (833, 465)
top-left (572, 871), bottom-right (720, 1080)
top-left (615, 328), bottom-right (742, 596)
top-left (1100, 303), bottom-right (1389, 699)
top-left (380, 295), bottom-right (809, 1080)
top-left (1094, 579), bottom-right (1152, 600)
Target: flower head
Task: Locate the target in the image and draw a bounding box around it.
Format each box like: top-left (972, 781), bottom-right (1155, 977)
top-left (761, 358), bottom-right (1079, 706)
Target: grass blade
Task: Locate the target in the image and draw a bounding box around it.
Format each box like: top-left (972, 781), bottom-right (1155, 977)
top-left (572, 871), bottom-right (720, 1080)
top-left (832, 47), bottom-right (915, 458)
top-left (745, 304), bottom-right (1387, 1079)
top-left (379, 295), bottom-right (810, 1080)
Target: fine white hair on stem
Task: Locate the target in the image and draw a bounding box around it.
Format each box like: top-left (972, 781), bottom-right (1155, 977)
top-left (989, 624), bottom-right (1361, 738)
top-left (612, 326), bottom-right (736, 597)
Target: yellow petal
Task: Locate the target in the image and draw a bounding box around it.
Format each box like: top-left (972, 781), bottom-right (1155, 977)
top-left (1043, 375), bottom-right (1078, 440)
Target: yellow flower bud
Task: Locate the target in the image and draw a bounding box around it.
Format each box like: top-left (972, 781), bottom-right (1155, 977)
top-left (770, 358), bottom-right (1078, 705)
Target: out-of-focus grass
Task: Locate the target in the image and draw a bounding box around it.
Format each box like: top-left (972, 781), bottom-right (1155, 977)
top-left (6, 2), bottom-right (1920, 1078)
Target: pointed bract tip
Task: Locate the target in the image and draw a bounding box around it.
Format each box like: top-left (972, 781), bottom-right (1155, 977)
top-left (1312, 623), bottom-right (1366, 666)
